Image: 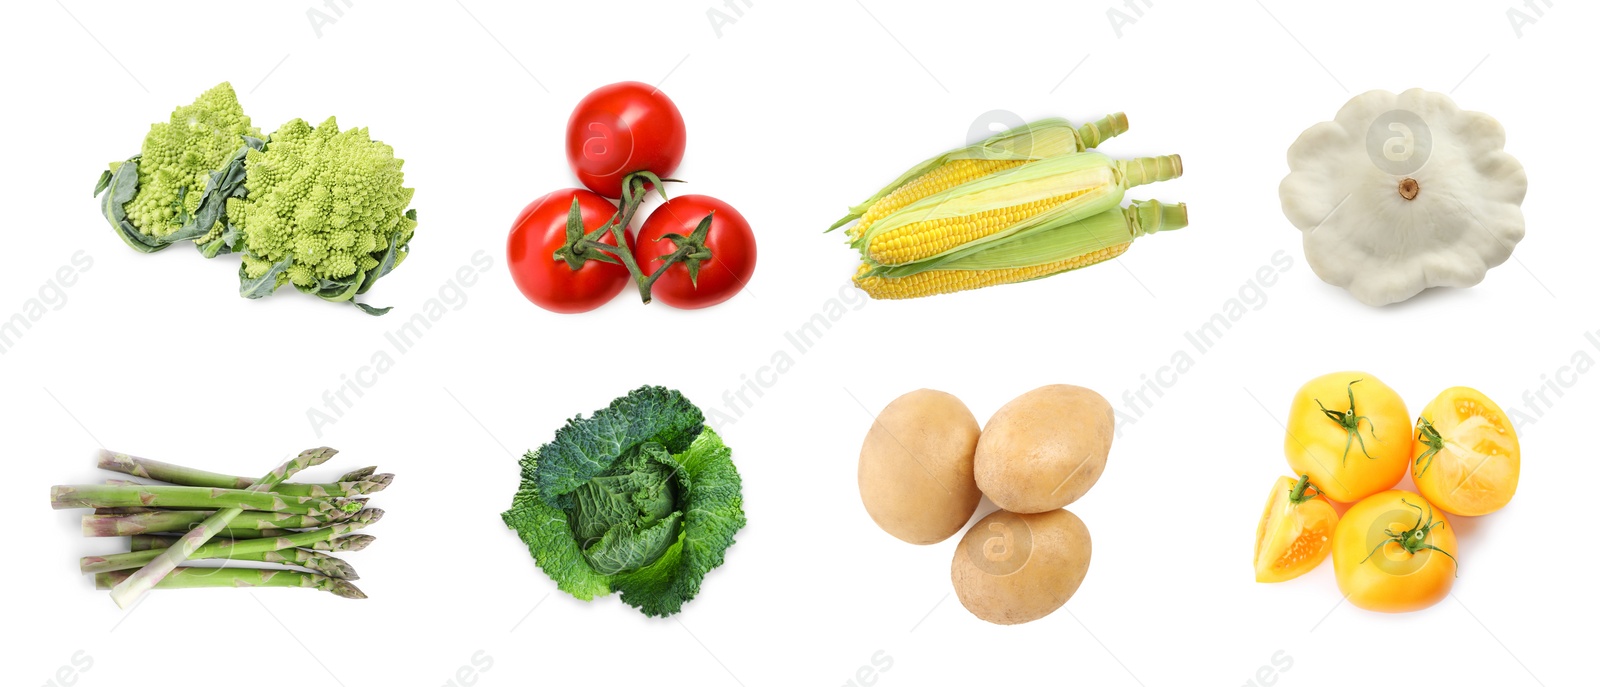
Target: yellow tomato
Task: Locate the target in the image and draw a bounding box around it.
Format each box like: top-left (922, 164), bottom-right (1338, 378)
top-left (1332, 490), bottom-right (1458, 613)
top-left (1254, 475), bottom-right (1337, 583)
top-left (1413, 387), bottom-right (1520, 516)
top-left (1284, 372), bottom-right (1410, 503)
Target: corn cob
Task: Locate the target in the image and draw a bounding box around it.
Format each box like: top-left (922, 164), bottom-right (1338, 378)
top-left (855, 200), bottom-right (1188, 300)
top-left (829, 114), bottom-right (1129, 235)
top-left (853, 152), bottom-right (1181, 267)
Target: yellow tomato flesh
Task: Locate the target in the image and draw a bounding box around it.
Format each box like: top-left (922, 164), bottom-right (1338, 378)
top-left (1284, 372), bottom-right (1411, 503)
top-left (1413, 387), bottom-right (1520, 516)
top-left (1332, 490), bottom-right (1457, 613)
top-left (1254, 476), bottom-right (1337, 583)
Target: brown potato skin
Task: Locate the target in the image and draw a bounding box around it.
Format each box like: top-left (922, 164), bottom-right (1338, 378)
top-left (951, 508), bottom-right (1092, 625)
top-left (858, 389), bottom-right (982, 545)
top-left (975, 385), bottom-right (1113, 513)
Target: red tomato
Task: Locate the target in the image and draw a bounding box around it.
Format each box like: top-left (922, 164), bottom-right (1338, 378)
top-left (506, 189), bottom-right (629, 314)
top-left (634, 195), bottom-right (756, 309)
top-left (565, 82), bottom-right (687, 199)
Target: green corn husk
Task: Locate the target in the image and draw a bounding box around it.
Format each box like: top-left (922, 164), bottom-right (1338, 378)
top-left (827, 114), bottom-right (1129, 232)
top-left (872, 200), bottom-right (1189, 279)
top-left (854, 151), bottom-right (1182, 266)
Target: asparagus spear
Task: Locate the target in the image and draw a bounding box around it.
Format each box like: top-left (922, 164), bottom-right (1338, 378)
top-left (51, 484), bottom-right (359, 516)
top-left (97, 450), bottom-right (384, 496)
top-left (309, 534), bottom-right (375, 552)
top-left (83, 509), bottom-right (355, 537)
top-left (94, 568), bottom-right (366, 599)
top-left (337, 466), bottom-right (379, 482)
top-left (96, 481), bottom-right (157, 513)
top-left (105, 530), bottom-right (374, 549)
top-left (128, 536), bottom-right (359, 580)
top-left (84, 509), bottom-right (382, 574)
top-left (106, 448), bottom-right (338, 608)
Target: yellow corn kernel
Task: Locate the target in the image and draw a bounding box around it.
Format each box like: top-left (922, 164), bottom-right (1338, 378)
top-left (848, 158), bottom-right (1029, 239)
top-left (854, 243), bottom-right (1130, 300)
top-left (866, 188), bottom-right (1091, 265)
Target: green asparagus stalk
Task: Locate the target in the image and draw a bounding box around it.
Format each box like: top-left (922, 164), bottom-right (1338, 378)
top-left (308, 534), bottom-right (375, 552)
top-left (84, 509), bottom-right (382, 574)
top-left (51, 483), bottom-right (359, 516)
top-left (106, 448), bottom-right (338, 608)
top-left (97, 450), bottom-right (384, 496)
top-left (83, 509), bottom-right (355, 537)
top-left (337, 466), bottom-right (379, 482)
top-left (128, 536), bottom-right (359, 580)
top-left (94, 568), bottom-right (366, 599)
top-left (114, 528), bottom-right (361, 542)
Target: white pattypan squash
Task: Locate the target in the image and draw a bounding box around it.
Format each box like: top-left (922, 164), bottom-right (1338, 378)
top-left (1279, 88), bottom-right (1526, 306)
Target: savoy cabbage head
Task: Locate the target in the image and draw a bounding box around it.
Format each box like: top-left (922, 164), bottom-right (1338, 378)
top-left (502, 386), bottom-right (746, 617)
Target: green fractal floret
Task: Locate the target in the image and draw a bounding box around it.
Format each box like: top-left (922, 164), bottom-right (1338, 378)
top-left (235, 117), bottom-right (416, 290)
top-left (124, 83), bottom-right (259, 237)
top-left (95, 83), bottom-right (418, 314)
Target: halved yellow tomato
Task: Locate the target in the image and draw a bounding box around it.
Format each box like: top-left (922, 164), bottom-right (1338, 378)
top-left (1332, 490), bottom-right (1457, 613)
top-left (1254, 475), bottom-right (1337, 582)
top-left (1284, 372), bottom-right (1411, 503)
top-left (1413, 387), bottom-right (1520, 516)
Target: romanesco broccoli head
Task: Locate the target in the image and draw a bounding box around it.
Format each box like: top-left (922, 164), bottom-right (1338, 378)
top-left (125, 83), bottom-right (259, 237)
top-left (236, 117), bottom-right (416, 290)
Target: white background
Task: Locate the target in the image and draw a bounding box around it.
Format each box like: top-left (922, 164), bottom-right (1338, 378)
top-left (2, 1), bottom-right (1594, 685)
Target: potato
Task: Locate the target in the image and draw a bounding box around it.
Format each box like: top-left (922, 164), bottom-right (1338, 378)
top-left (858, 389), bottom-right (982, 545)
top-left (951, 508), bottom-right (1091, 625)
top-left (975, 384), bottom-right (1113, 513)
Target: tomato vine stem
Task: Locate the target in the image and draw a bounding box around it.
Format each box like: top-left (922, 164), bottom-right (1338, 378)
top-left (1413, 417), bottom-right (1445, 477)
top-left (1316, 379), bottom-right (1380, 465)
top-left (552, 171), bottom-right (716, 304)
top-left (1359, 498), bottom-right (1458, 576)
top-left (1288, 474), bottom-right (1323, 505)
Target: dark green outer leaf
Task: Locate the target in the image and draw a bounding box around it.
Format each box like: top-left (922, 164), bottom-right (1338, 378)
top-left (190, 137), bottom-right (264, 256)
top-left (502, 449), bottom-right (612, 601)
top-left (297, 274), bottom-right (362, 304)
top-left (363, 208), bottom-right (416, 293)
top-left (197, 221), bottom-right (240, 259)
top-left (346, 208), bottom-right (415, 316)
top-left (238, 255), bottom-right (292, 299)
top-left (534, 387), bottom-right (705, 511)
top-left (612, 428), bottom-right (745, 617)
top-left (98, 157), bottom-right (168, 254)
top-left (93, 169), bottom-right (113, 197)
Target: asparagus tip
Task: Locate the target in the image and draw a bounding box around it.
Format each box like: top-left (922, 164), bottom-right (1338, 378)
top-left (321, 558), bottom-right (360, 581)
top-left (330, 580), bottom-right (367, 600)
top-left (363, 473), bottom-right (396, 494)
top-left (337, 465), bottom-right (379, 482)
top-left (337, 534), bottom-right (377, 552)
top-left (301, 447), bottom-right (339, 464)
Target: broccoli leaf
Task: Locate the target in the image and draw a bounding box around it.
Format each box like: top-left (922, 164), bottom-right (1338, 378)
top-left (192, 136), bottom-right (264, 258)
top-left (239, 255), bottom-right (292, 299)
top-left (98, 156), bottom-right (167, 254)
top-left (534, 386), bottom-right (704, 510)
